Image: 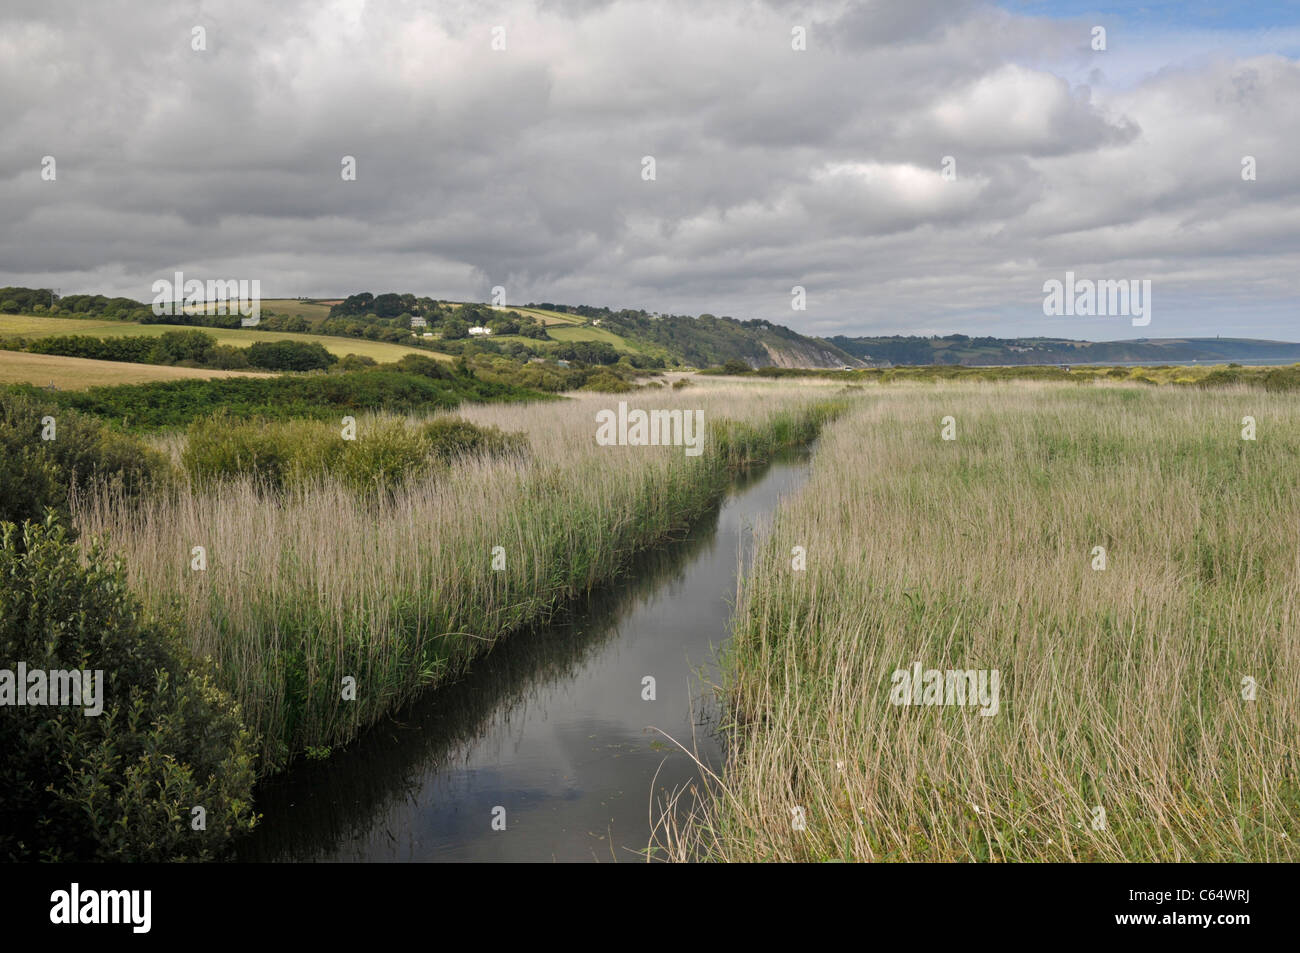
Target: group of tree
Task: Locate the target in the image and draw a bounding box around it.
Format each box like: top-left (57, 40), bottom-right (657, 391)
top-left (16, 330), bottom-right (336, 372)
top-left (0, 287), bottom-right (152, 322)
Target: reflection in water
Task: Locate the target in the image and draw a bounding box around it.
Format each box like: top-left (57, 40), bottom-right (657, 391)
top-left (240, 452), bottom-right (810, 862)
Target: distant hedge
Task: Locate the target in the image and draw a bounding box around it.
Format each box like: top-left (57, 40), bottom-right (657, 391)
top-left (8, 370), bottom-right (548, 430)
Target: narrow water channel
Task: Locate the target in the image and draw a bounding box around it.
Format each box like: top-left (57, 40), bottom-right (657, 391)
top-left (240, 450), bottom-right (811, 862)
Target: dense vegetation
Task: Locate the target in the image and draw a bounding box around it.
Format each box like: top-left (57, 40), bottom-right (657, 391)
top-left (77, 391), bottom-right (847, 772)
top-left (0, 396), bottom-right (258, 861)
top-left (674, 383), bottom-right (1300, 862)
top-left (8, 368), bottom-right (544, 430)
top-left (0, 287), bottom-right (152, 322)
top-left (15, 330), bottom-right (337, 372)
top-left (183, 414), bottom-right (528, 493)
top-left (1, 287), bottom-right (863, 370)
top-left (0, 518), bottom-right (259, 861)
top-left (0, 390), bottom-right (170, 526)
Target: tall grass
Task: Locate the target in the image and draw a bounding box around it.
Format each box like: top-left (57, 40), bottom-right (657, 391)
top-left (73, 385), bottom-right (844, 771)
top-left (669, 381), bottom-right (1300, 862)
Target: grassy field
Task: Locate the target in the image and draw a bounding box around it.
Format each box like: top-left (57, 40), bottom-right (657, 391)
top-left (546, 322), bottom-right (662, 356)
top-left (507, 306), bottom-right (585, 326)
top-left (74, 383), bottom-right (845, 772)
top-left (0, 350), bottom-right (269, 389)
top-left (668, 381), bottom-right (1300, 862)
top-left (182, 298), bottom-right (336, 322)
top-left (0, 314), bottom-right (451, 363)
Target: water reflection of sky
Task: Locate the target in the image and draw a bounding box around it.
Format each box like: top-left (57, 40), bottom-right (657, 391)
top-left (241, 455), bottom-right (809, 863)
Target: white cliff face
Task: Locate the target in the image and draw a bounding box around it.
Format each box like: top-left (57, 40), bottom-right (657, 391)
top-left (760, 340), bottom-right (870, 370)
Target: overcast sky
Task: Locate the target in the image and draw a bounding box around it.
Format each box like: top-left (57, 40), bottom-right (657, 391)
top-left (3, 0), bottom-right (1298, 340)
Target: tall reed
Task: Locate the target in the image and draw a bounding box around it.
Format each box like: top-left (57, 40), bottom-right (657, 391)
top-left (670, 381), bottom-right (1300, 862)
top-left (75, 385), bottom-right (844, 771)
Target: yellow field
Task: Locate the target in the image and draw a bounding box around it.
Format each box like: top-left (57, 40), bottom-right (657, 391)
top-left (0, 350), bottom-right (271, 390)
top-left (181, 298), bottom-right (336, 322)
top-left (0, 315), bottom-right (451, 363)
top-left (507, 306), bottom-right (584, 326)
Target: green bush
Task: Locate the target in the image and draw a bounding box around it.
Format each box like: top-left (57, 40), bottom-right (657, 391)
top-left (1263, 365), bottom-right (1300, 392)
top-left (151, 329), bottom-right (217, 365)
top-left (245, 340), bottom-right (337, 372)
top-left (337, 419), bottom-right (430, 492)
top-left (578, 370), bottom-right (634, 393)
top-left (0, 391), bottom-right (171, 527)
top-left (392, 354), bottom-right (452, 380)
top-left (336, 354), bottom-right (378, 372)
top-left (183, 414), bottom-right (528, 492)
top-left (27, 370), bottom-right (542, 429)
top-left (182, 413), bottom-right (301, 489)
top-left (0, 517), bottom-right (259, 861)
top-left (420, 416), bottom-right (528, 463)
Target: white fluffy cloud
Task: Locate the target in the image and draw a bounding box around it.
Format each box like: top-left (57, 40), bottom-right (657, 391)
top-left (1, 0), bottom-right (1296, 338)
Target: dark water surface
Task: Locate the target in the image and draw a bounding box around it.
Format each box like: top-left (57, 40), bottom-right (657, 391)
top-left (240, 452), bottom-right (810, 862)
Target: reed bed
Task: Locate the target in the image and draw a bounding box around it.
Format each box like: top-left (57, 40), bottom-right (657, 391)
top-left (74, 384), bottom-right (843, 771)
top-left (669, 380), bottom-right (1300, 862)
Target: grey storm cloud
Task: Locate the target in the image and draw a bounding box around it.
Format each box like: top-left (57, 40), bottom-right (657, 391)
top-left (1, 0), bottom-right (1297, 338)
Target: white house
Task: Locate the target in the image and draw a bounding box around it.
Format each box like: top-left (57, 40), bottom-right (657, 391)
top-left (468, 326), bottom-right (492, 336)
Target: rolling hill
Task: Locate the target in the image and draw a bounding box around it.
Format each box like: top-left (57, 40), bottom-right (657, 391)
top-left (830, 334), bottom-right (1300, 367)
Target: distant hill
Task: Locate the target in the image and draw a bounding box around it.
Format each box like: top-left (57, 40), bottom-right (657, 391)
top-left (830, 334), bottom-right (1300, 367)
top-left (0, 287), bottom-right (863, 370)
top-left (12, 286), bottom-right (1295, 370)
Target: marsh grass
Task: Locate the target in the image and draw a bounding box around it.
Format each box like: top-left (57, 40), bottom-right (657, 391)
top-left (74, 385), bottom-right (844, 771)
top-left (668, 380), bottom-right (1300, 862)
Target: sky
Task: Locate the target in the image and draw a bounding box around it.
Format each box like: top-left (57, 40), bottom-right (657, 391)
top-left (2, 0), bottom-right (1298, 341)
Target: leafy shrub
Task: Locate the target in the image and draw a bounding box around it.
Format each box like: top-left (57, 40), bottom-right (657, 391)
top-left (183, 414), bottom-right (528, 492)
top-left (420, 416), bottom-right (529, 462)
top-left (26, 335), bottom-right (157, 364)
top-left (578, 370), bottom-right (634, 393)
top-left (1197, 368), bottom-right (1246, 389)
top-left (1263, 365), bottom-right (1300, 392)
top-left (245, 340), bottom-right (337, 372)
top-left (0, 391), bottom-right (171, 527)
top-left (207, 344), bottom-right (252, 369)
top-left (0, 517), bottom-right (259, 861)
top-left (151, 329), bottom-right (217, 364)
top-left (392, 354), bottom-right (452, 380)
top-left (336, 354), bottom-right (378, 372)
top-left (336, 419), bottom-right (430, 492)
top-left (182, 413), bottom-right (301, 489)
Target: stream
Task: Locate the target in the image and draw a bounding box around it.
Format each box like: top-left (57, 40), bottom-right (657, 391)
top-left (239, 449), bottom-right (810, 862)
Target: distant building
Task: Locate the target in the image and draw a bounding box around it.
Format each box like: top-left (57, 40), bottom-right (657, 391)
top-left (468, 326), bottom-right (492, 336)
top-left (410, 316), bottom-right (427, 328)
